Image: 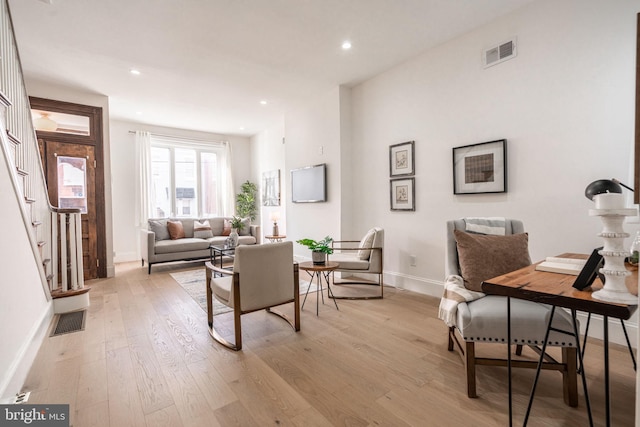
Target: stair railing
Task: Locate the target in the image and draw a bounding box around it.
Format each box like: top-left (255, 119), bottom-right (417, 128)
top-left (0, 0), bottom-right (84, 297)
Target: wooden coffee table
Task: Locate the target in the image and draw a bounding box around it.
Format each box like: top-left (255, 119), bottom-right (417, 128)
top-left (298, 261), bottom-right (339, 315)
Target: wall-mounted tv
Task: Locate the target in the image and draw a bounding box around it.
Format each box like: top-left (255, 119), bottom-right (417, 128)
top-left (291, 163), bottom-right (327, 203)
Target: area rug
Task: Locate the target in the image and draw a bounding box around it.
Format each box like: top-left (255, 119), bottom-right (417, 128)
top-left (170, 269), bottom-right (315, 315)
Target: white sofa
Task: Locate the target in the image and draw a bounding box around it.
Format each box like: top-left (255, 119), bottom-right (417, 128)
top-left (141, 217), bottom-right (260, 273)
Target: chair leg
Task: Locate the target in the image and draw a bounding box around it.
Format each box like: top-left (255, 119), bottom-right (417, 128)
top-left (465, 341), bottom-right (477, 398)
top-left (562, 347), bottom-right (579, 407)
top-left (448, 327), bottom-right (455, 351)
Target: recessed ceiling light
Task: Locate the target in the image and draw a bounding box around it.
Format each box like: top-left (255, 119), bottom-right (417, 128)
top-left (341, 41), bottom-right (352, 50)
top-left (239, 126), bottom-right (245, 130)
top-left (130, 69), bottom-right (141, 75)
top-left (260, 100), bottom-right (268, 105)
top-left (136, 111), bottom-right (143, 115)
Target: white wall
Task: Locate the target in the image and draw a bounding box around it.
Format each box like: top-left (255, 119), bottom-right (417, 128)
top-left (284, 87), bottom-right (344, 259)
top-left (109, 119), bottom-right (253, 263)
top-left (349, 0), bottom-right (640, 296)
top-left (0, 124), bottom-right (52, 401)
top-left (251, 118), bottom-right (286, 240)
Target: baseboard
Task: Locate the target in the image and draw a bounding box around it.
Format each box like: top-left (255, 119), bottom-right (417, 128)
top-left (0, 301), bottom-right (54, 403)
top-left (383, 270), bottom-right (638, 348)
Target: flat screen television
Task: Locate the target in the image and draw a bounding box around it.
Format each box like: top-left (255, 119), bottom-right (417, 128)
top-left (291, 163), bottom-right (326, 203)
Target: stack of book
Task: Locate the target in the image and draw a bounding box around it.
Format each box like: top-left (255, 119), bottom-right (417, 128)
top-left (534, 257), bottom-right (587, 275)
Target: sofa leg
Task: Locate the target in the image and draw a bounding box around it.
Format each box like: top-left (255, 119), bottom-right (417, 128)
top-left (148, 263), bottom-right (152, 274)
top-left (141, 259), bottom-right (144, 267)
top-left (465, 341), bottom-right (477, 398)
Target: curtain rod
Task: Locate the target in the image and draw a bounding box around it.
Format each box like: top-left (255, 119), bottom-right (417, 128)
top-left (128, 130), bottom-right (226, 144)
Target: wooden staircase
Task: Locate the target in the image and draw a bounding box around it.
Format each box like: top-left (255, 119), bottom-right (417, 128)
top-left (0, 0), bottom-right (89, 313)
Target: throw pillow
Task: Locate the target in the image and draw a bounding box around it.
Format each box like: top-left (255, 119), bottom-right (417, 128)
top-left (148, 219), bottom-right (170, 241)
top-left (222, 220), bottom-right (232, 236)
top-left (357, 229), bottom-right (376, 260)
top-left (454, 230), bottom-right (531, 292)
top-left (239, 218), bottom-right (251, 236)
top-left (193, 220), bottom-right (213, 239)
top-left (167, 220), bottom-right (186, 240)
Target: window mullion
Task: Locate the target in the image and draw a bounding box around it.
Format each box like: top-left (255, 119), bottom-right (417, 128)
top-left (170, 147), bottom-right (176, 217)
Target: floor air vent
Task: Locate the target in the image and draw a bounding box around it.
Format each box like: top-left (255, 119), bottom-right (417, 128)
top-left (51, 310), bottom-right (86, 336)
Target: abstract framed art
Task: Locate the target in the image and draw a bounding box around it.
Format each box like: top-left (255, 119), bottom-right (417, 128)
top-left (452, 139), bottom-right (507, 194)
top-left (389, 141), bottom-right (415, 177)
top-left (390, 177), bottom-right (415, 211)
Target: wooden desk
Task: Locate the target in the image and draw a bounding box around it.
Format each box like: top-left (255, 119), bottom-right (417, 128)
top-left (482, 253), bottom-right (638, 427)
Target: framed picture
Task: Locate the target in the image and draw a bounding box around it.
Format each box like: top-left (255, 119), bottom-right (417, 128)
top-left (390, 177), bottom-right (415, 211)
top-left (390, 141), bottom-right (415, 177)
top-left (453, 139), bottom-right (507, 194)
top-left (262, 169), bottom-right (280, 206)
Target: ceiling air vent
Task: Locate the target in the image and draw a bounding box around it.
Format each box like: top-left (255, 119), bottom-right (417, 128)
top-left (483, 38), bottom-right (517, 68)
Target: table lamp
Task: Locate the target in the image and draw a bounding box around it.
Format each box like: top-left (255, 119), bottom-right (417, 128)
top-left (270, 211), bottom-right (280, 236)
top-left (585, 179), bottom-right (637, 304)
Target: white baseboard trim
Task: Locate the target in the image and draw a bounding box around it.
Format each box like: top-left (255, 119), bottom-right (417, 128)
top-left (0, 301), bottom-right (54, 403)
top-left (383, 270), bottom-right (637, 349)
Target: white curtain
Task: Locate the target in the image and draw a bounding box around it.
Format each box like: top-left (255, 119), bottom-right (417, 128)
top-left (221, 141), bottom-right (235, 216)
top-left (135, 131), bottom-right (152, 226)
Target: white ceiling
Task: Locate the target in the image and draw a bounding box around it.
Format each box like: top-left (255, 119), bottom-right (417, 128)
top-left (8, 0), bottom-right (533, 137)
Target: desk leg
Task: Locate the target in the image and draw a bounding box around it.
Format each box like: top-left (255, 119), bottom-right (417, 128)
top-left (523, 306), bottom-right (556, 426)
top-left (572, 309), bottom-right (594, 427)
top-left (507, 296), bottom-right (512, 427)
top-left (604, 315), bottom-right (610, 427)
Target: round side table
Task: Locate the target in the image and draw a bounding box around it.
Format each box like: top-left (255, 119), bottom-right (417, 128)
top-left (298, 261), bottom-right (339, 315)
top-left (265, 235), bottom-right (286, 243)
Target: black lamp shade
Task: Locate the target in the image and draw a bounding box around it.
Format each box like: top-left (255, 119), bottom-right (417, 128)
top-left (585, 179), bottom-right (623, 201)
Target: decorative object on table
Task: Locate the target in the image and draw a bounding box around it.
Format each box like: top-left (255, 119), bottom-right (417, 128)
top-left (270, 211), bottom-right (280, 236)
top-left (296, 236), bottom-right (333, 265)
top-left (262, 170), bottom-right (281, 206)
top-left (389, 140), bottom-right (415, 177)
top-left (585, 179), bottom-right (638, 303)
top-left (236, 180), bottom-right (258, 221)
top-left (390, 177), bottom-right (415, 211)
top-left (228, 216), bottom-right (244, 247)
top-left (452, 139), bottom-right (507, 194)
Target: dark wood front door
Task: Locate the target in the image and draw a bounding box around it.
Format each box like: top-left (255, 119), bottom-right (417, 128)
top-left (42, 140), bottom-right (98, 280)
top-left (31, 97), bottom-right (106, 279)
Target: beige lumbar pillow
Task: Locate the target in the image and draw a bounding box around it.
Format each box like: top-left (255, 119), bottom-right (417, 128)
top-left (454, 229), bottom-right (531, 292)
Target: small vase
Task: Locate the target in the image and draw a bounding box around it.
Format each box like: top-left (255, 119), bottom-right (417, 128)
top-left (229, 229), bottom-right (239, 247)
top-left (312, 251), bottom-right (326, 265)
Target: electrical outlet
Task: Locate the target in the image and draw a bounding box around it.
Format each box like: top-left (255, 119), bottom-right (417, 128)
top-left (410, 255), bottom-right (416, 266)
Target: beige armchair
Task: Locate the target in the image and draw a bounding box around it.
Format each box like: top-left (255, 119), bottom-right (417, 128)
top-left (328, 227), bottom-right (384, 299)
top-left (205, 241), bottom-right (300, 351)
top-left (441, 218), bottom-right (578, 406)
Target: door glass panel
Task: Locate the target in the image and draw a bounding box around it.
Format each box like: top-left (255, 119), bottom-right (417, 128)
top-left (151, 147), bottom-right (171, 218)
top-left (201, 152), bottom-right (218, 216)
top-left (57, 156), bottom-right (87, 213)
top-left (174, 148), bottom-right (197, 217)
top-left (31, 109), bottom-right (91, 136)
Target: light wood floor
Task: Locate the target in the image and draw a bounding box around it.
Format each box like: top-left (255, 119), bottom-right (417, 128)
top-left (23, 261), bottom-right (636, 426)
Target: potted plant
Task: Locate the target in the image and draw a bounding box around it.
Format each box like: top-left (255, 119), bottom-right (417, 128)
top-left (236, 181), bottom-right (258, 222)
top-left (296, 236), bottom-right (333, 265)
top-left (228, 216), bottom-right (244, 247)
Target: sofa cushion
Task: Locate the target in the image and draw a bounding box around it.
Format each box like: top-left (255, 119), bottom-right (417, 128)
top-left (222, 219), bottom-right (232, 236)
top-left (194, 220), bottom-right (213, 239)
top-left (149, 219), bottom-right (170, 241)
top-left (330, 253), bottom-right (370, 270)
top-left (206, 217), bottom-right (225, 236)
top-left (155, 238), bottom-right (210, 254)
top-left (239, 218), bottom-right (251, 236)
top-left (167, 220), bottom-right (186, 240)
top-left (358, 229), bottom-right (376, 260)
top-left (454, 230), bottom-right (531, 292)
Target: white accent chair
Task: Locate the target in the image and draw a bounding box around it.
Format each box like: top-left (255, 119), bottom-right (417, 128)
top-left (329, 227), bottom-right (384, 299)
top-left (444, 219), bottom-right (578, 406)
top-left (205, 242), bottom-right (300, 351)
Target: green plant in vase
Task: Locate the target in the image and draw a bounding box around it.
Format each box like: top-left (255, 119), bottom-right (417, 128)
top-left (296, 236), bottom-right (333, 265)
top-left (236, 181), bottom-right (257, 222)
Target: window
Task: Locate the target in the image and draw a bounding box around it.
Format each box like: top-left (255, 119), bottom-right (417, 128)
top-left (149, 137), bottom-right (224, 218)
